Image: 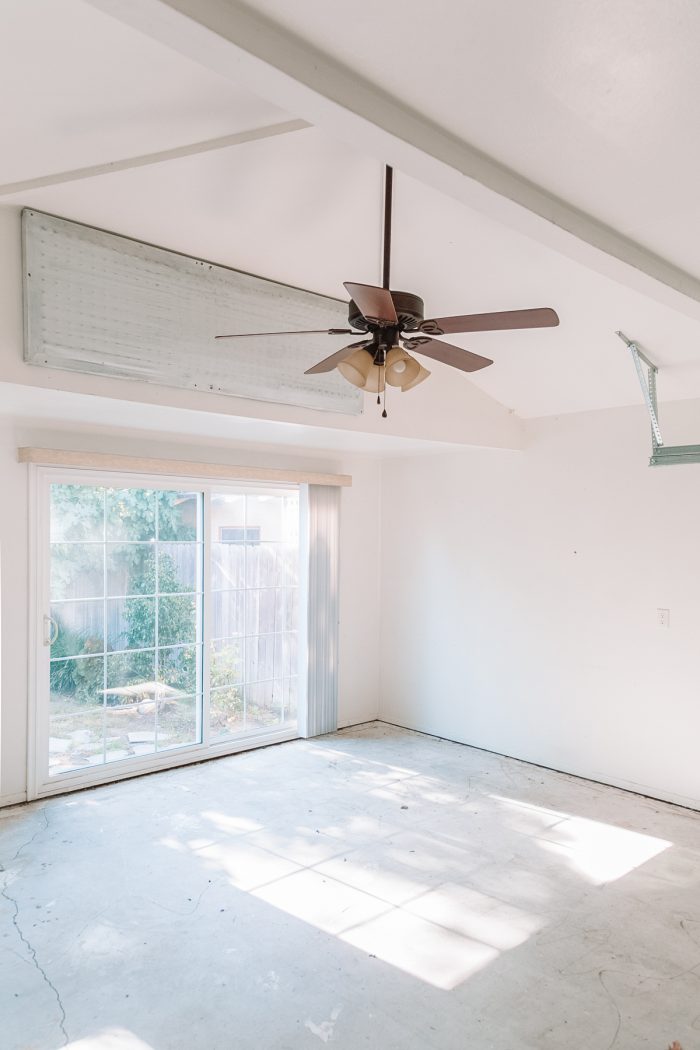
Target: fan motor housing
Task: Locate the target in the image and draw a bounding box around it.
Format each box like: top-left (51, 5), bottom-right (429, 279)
top-left (348, 290), bottom-right (424, 333)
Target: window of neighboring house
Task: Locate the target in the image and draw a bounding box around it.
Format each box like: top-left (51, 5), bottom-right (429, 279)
top-left (219, 525), bottom-right (261, 545)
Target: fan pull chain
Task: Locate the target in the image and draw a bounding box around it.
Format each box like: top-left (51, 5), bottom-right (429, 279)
top-left (382, 359), bottom-right (388, 418)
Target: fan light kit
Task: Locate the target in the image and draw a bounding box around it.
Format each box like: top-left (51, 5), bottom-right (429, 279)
top-left (216, 166), bottom-right (560, 418)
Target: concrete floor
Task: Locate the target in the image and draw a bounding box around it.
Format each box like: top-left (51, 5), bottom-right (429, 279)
top-left (2, 723), bottom-right (700, 1050)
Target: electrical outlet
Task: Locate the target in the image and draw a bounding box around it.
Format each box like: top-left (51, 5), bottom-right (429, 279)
top-left (657, 608), bottom-right (670, 628)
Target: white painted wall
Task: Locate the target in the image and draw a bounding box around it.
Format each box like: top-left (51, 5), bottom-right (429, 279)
top-left (380, 398), bottom-right (700, 810)
top-left (0, 419), bottom-right (381, 805)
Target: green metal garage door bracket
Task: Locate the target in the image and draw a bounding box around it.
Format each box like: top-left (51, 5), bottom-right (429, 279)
top-left (617, 330), bottom-right (700, 466)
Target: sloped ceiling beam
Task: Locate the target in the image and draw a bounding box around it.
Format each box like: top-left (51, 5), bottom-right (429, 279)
top-left (87, 0), bottom-right (700, 321)
top-left (0, 119), bottom-right (310, 197)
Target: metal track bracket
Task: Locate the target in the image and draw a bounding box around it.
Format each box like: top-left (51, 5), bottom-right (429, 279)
top-left (617, 330), bottom-right (700, 466)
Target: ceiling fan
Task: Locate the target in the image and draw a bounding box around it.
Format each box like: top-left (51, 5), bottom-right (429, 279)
top-left (216, 166), bottom-right (559, 417)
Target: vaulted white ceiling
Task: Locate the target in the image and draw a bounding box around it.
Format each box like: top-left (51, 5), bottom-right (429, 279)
top-left (0, 0), bottom-right (289, 184)
top-left (244, 0), bottom-right (700, 278)
top-left (3, 0), bottom-right (700, 422)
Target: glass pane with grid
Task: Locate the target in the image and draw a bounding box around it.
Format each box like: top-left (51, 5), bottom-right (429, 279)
top-left (209, 488), bottom-right (299, 741)
top-left (48, 483), bottom-right (203, 775)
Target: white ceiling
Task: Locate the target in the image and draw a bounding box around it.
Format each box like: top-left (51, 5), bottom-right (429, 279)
top-left (3, 0), bottom-right (700, 421)
top-left (243, 0), bottom-right (700, 279)
top-left (0, 0), bottom-right (288, 184)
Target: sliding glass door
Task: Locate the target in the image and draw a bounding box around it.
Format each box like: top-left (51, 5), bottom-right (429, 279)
top-left (209, 489), bottom-right (300, 741)
top-left (34, 470), bottom-right (302, 794)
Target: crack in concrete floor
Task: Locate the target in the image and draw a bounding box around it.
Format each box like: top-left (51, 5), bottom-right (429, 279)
top-left (1, 807), bottom-right (69, 1046)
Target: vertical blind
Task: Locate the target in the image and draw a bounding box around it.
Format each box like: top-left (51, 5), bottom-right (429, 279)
top-left (304, 485), bottom-right (341, 738)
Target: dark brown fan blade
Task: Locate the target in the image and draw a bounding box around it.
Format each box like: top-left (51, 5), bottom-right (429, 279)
top-left (215, 328), bottom-right (354, 340)
top-left (344, 282), bottom-right (398, 326)
top-left (403, 337), bottom-right (493, 373)
top-left (420, 307), bottom-right (559, 336)
top-left (304, 339), bottom-right (372, 375)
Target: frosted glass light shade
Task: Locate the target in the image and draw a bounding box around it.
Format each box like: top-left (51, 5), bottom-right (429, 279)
top-left (337, 348), bottom-right (373, 388)
top-left (362, 364), bottom-right (386, 394)
top-left (338, 349), bottom-right (385, 392)
top-left (336, 345), bottom-right (424, 395)
top-left (401, 364), bottom-right (431, 391)
top-left (385, 346), bottom-right (421, 388)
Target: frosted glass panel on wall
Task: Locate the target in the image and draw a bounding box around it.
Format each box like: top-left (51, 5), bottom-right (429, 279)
top-left (22, 209), bottom-right (362, 415)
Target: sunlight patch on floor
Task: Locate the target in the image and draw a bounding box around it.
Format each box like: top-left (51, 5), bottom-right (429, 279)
top-left (149, 766), bottom-right (674, 992)
top-left (406, 883), bottom-right (543, 950)
top-left (247, 858), bottom-right (541, 989)
top-left (200, 811), bottom-right (264, 835)
top-left (60, 1030), bottom-right (154, 1050)
top-left (491, 795), bottom-right (672, 882)
top-left (342, 907), bottom-right (500, 990)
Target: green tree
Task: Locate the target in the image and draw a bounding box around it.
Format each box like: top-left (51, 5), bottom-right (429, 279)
top-left (50, 485), bottom-right (198, 705)
top-left (123, 552), bottom-right (196, 693)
